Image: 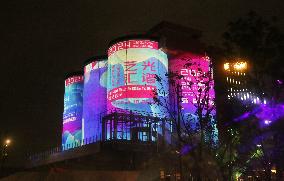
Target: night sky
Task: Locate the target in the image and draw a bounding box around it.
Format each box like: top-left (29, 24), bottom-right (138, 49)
top-left (0, 0), bottom-right (283, 166)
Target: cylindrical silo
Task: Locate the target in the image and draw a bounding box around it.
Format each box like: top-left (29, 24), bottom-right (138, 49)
top-left (169, 52), bottom-right (218, 143)
top-left (62, 72), bottom-right (84, 148)
top-left (107, 36), bottom-right (169, 117)
top-left (82, 56), bottom-right (108, 142)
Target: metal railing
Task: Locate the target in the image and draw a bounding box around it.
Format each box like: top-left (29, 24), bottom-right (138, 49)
top-left (27, 135), bottom-right (101, 163)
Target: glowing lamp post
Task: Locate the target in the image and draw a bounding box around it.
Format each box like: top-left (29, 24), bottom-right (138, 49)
top-left (1, 138), bottom-right (11, 170)
top-left (5, 139), bottom-right (11, 147)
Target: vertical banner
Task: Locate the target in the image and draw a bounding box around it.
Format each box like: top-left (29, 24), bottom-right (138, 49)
top-left (82, 58), bottom-right (107, 142)
top-left (62, 74), bottom-right (84, 147)
top-left (107, 39), bottom-right (169, 117)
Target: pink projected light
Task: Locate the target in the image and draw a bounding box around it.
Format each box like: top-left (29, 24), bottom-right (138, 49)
top-left (108, 40), bottom-right (159, 56)
top-left (169, 52), bottom-right (218, 142)
top-left (170, 52), bottom-right (215, 114)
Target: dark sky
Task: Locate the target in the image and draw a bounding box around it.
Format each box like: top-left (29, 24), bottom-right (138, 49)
top-left (0, 0), bottom-right (283, 165)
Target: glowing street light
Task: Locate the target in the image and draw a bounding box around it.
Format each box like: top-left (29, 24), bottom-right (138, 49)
top-left (4, 139), bottom-right (11, 147)
top-left (264, 120), bottom-right (272, 125)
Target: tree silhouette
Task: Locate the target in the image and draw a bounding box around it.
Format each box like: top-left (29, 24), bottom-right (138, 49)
top-left (153, 54), bottom-right (218, 180)
top-left (219, 11), bottom-right (284, 180)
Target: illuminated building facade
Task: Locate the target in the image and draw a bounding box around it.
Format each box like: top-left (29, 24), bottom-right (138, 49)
top-left (107, 38), bottom-right (168, 116)
top-left (169, 52), bottom-right (218, 142)
top-left (32, 23), bottom-right (218, 177)
top-left (61, 36), bottom-right (217, 147)
top-left (106, 37), bottom-right (171, 142)
top-left (61, 24), bottom-right (217, 147)
top-left (62, 37), bottom-right (172, 146)
top-left (62, 73), bottom-right (84, 148)
top-left (224, 60), bottom-right (266, 105)
top-left (149, 22), bottom-right (218, 141)
top-left (82, 56), bottom-right (108, 142)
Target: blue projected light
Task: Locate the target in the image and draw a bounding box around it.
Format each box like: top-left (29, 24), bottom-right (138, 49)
top-left (62, 75), bottom-right (84, 147)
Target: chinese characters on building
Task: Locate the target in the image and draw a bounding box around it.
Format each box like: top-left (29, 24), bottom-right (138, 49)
top-left (109, 59), bottom-right (157, 105)
top-left (108, 40), bottom-right (158, 56)
top-left (178, 60), bottom-right (214, 108)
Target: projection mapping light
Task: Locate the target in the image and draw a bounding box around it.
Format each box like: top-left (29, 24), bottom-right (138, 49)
top-left (82, 58), bottom-right (108, 142)
top-left (169, 52), bottom-right (218, 143)
top-left (107, 39), bottom-right (169, 117)
top-left (106, 38), bottom-right (170, 142)
top-left (62, 74), bottom-right (84, 148)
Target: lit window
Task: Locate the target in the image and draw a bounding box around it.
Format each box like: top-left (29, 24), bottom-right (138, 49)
top-left (233, 62), bottom-right (247, 71)
top-left (224, 63), bottom-right (230, 71)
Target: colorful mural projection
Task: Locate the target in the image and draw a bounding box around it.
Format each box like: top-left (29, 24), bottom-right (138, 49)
top-left (169, 52), bottom-right (218, 142)
top-left (82, 59), bottom-right (107, 142)
top-left (62, 75), bottom-right (84, 148)
top-left (107, 39), bottom-right (168, 116)
top-left (106, 39), bottom-right (169, 142)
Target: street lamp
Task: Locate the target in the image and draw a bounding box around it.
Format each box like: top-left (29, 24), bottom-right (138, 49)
top-left (5, 139), bottom-right (11, 147)
top-left (1, 138), bottom-right (11, 170)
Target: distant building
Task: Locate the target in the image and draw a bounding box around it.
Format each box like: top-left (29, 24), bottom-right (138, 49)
top-left (223, 60), bottom-right (267, 105)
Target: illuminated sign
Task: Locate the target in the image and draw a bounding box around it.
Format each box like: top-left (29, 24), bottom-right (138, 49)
top-left (62, 75), bottom-right (84, 147)
top-left (107, 39), bottom-right (168, 116)
top-left (82, 59), bottom-right (107, 142)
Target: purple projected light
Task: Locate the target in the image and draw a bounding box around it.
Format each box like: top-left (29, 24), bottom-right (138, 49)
top-left (277, 79), bottom-right (283, 85)
top-left (180, 144), bottom-right (194, 155)
top-left (82, 58), bottom-right (107, 142)
top-left (169, 52), bottom-right (218, 143)
top-left (169, 53), bottom-right (216, 120)
top-left (256, 104), bottom-right (284, 127)
top-left (234, 103), bottom-right (284, 127)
